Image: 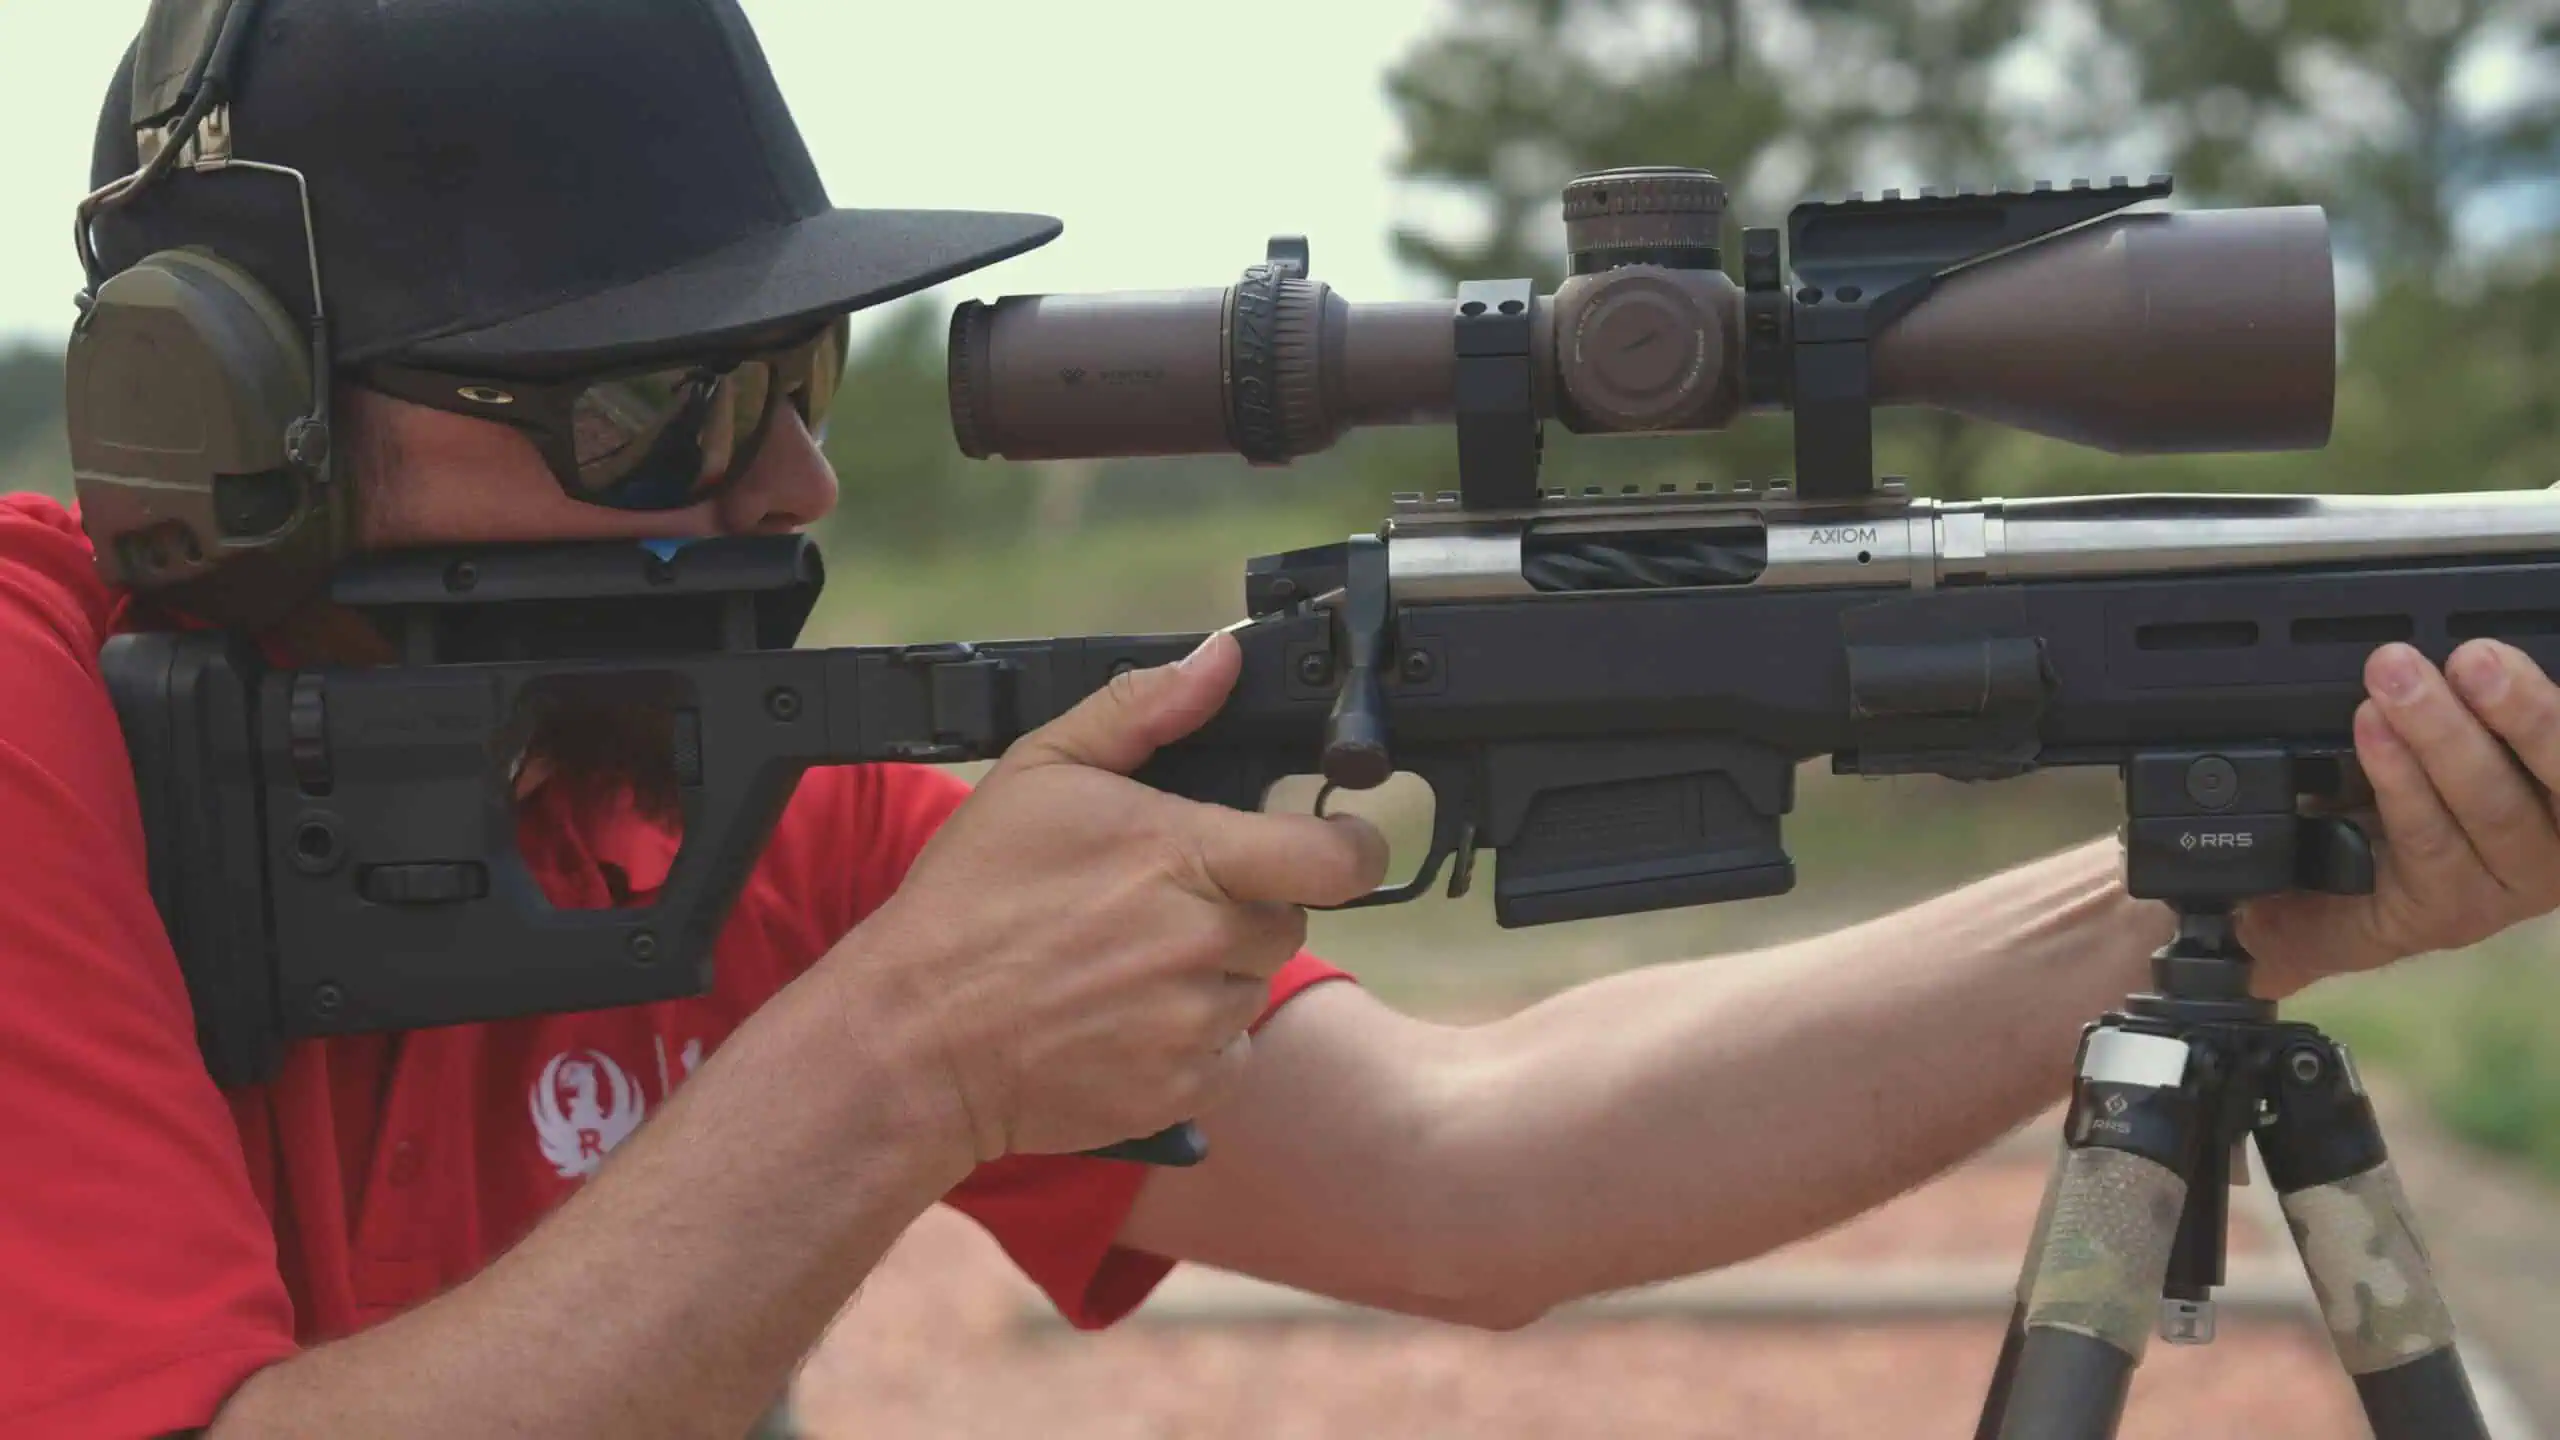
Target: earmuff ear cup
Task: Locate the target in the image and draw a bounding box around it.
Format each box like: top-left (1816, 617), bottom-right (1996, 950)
top-left (66, 246), bottom-right (345, 623)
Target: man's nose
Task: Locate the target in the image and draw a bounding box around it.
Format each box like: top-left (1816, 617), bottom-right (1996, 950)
top-left (716, 406), bottom-right (840, 535)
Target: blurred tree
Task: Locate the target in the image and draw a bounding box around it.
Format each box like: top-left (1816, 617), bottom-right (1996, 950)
top-left (1791, 0), bottom-right (2053, 184)
top-left (0, 343), bottom-right (62, 462)
top-left (0, 342), bottom-right (72, 501)
top-left (2057, 0), bottom-right (2560, 283)
top-left (1787, 0), bottom-right (2045, 498)
top-left (2331, 255), bottom-right (2560, 491)
top-left (1387, 0), bottom-right (1790, 287)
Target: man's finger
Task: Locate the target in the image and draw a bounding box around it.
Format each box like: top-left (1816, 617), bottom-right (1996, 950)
top-left (1184, 808), bottom-right (1393, 909)
top-left (2451, 639), bottom-right (2560, 803)
top-left (1000, 630), bottom-right (1241, 778)
top-left (1186, 896), bottom-right (1313, 983)
top-left (2357, 698), bottom-right (2477, 892)
top-left (2350, 701), bottom-right (2483, 966)
top-left (1214, 969), bottom-right (1275, 1038)
top-left (2373, 643), bottom-right (2560, 896)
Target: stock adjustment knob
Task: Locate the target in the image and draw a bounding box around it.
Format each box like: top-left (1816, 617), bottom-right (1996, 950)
top-left (1563, 167), bottom-right (1729, 275)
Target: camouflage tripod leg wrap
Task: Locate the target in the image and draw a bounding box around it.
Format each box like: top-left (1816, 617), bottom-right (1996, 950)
top-left (1981, 1028), bottom-right (2203, 1440)
top-left (1973, 1137), bottom-right (2072, 1440)
top-left (2257, 1037), bottom-right (2489, 1440)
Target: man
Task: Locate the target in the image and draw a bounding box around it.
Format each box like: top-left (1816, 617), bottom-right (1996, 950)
top-left (7, 2), bottom-right (2559, 1437)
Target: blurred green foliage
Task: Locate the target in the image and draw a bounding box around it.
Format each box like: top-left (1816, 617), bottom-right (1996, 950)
top-left (0, 345), bottom-right (68, 501)
top-left (2065, 0), bottom-right (2560, 277)
top-left (0, 346), bottom-right (57, 457)
top-left (2292, 918), bottom-right (2560, 1178)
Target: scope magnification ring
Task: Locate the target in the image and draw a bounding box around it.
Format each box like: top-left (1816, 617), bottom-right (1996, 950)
top-left (946, 302), bottom-right (993, 459)
top-left (1227, 260), bottom-right (1291, 464)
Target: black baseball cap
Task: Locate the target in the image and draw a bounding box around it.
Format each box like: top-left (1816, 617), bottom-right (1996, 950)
top-left (85, 0), bottom-right (1062, 374)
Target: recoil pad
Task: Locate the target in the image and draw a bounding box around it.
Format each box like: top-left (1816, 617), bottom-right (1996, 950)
top-left (66, 247), bottom-right (342, 625)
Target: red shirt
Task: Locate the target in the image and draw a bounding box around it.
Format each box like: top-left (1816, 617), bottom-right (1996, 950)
top-left (0, 493), bottom-right (1351, 1438)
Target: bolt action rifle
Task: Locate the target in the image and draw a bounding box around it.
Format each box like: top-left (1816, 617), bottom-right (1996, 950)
top-left (108, 169), bottom-right (2522, 1437)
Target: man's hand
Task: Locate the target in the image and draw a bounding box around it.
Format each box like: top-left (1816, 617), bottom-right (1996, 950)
top-left (2241, 638), bottom-right (2560, 995)
top-left (835, 630), bottom-right (1389, 1166)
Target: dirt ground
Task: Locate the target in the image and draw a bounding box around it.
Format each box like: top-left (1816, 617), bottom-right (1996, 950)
top-left (786, 1136), bottom-right (2385, 1439)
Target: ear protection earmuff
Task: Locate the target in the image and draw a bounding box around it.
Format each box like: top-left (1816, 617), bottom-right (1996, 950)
top-left (64, 0), bottom-right (348, 628)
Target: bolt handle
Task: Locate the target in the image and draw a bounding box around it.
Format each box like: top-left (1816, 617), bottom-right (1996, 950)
top-left (1323, 671), bottom-right (1390, 790)
top-left (1320, 534), bottom-right (1394, 790)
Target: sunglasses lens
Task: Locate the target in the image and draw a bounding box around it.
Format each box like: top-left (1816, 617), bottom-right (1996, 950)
top-left (803, 319), bottom-right (847, 439)
top-left (551, 324), bottom-right (844, 511)
top-left (715, 362), bottom-right (774, 472)
top-left (571, 370), bottom-right (702, 478)
top-left (561, 363), bottom-right (762, 509)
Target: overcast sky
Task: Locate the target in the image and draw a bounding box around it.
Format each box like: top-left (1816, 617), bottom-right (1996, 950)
top-left (0, 0), bottom-right (1461, 350)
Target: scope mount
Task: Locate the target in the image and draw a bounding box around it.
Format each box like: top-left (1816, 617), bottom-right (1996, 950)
top-left (1780, 173), bottom-right (2174, 504)
top-left (1417, 168), bottom-right (2180, 513)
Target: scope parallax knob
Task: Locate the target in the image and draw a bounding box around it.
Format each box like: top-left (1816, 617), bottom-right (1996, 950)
top-left (1563, 167), bottom-right (1729, 275)
top-left (1560, 269), bottom-right (1724, 432)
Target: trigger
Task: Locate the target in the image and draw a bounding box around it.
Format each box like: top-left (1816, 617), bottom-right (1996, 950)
top-left (1314, 782), bottom-right (1340, 819)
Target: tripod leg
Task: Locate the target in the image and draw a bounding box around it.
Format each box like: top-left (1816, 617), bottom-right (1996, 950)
top-left (2258, 1036), bottom-right (2488, 1440)
top-left (1976, 1027), bottom-right (2206, 1440)
top-left (1974, 1136), bottom-right (2069, 1440)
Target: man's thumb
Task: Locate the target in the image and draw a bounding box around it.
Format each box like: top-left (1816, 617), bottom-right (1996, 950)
top-left (1002, 630), bottom-right (1240, 776)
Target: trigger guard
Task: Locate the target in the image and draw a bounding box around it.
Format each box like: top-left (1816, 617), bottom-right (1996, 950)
top-left (1304, 753), bottom-right (1475, 910)
top-left (1319, 863), bottom-right (1448, 911)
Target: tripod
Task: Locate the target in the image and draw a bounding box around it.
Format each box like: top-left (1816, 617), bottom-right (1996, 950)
top-left (1974, 749), bottom-right (2490, 1440)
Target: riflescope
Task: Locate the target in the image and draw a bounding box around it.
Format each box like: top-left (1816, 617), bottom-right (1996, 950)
top-left (947, 168), bottom-right (2335, 504)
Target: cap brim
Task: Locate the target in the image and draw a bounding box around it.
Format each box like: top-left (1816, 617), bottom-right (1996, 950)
top-left (385, 208), bottom-right (1063, 373)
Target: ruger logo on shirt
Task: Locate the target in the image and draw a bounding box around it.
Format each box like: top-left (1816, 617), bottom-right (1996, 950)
top-left (528, 1036), bottom-right (708, 1179)
top-left (529, 1050), bottom-right (646, 1178)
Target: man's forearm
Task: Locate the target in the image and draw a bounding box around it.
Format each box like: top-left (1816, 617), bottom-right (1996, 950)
top-left (1423, 836), bottom-right (2181, 1319)
top-left (208, 953), bottom-right (973, 1440)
